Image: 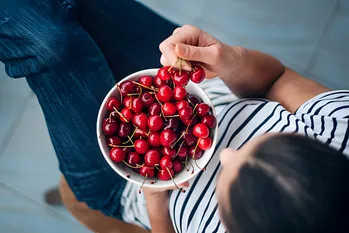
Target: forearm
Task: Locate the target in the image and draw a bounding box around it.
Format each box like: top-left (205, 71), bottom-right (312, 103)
top-left (220, 47), bottom-right (285, 98)
top-left (145, 192), bottom-right (175, 233)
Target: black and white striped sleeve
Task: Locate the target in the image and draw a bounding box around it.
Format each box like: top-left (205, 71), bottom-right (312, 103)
top-left (295, 91), bottom-right (349, 156)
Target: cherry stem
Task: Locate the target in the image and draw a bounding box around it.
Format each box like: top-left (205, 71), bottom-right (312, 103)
top-left (166, 167), bottom-right (185, 193)
top-left (173, 141), bottom-right (185, 159)
top-left (138, 174), bottom-right (148, 194)
top-left (192, 139), bottom-right (204, 171)
top-left (154, 164), bottom-right (161, 171)
top-left (185, 113), bottom-right (198, 132)
top-left (168, 57), bottom-right (180, 72)
top-left (127, 93), bottom-right (140, 96)
top-left (116, 84), bottom-right (123, 109)
top-left (109, 144), bottom-right (135, 148)
top-left (181, 59), bottom-right (192, 70)
top-left (171, 133), bottom-right (185, 149)
top-left (182, 160), bottom-right (195, 174)
top-left (166, 115), bottom-right (179, 118)
top-left (123, 127), bottom-right (138, 144)
top-left (154, 93), bottom-right (167, 121)
top-left (132, 81), bottom-right (158, 92)
top-left (113, 107), bottom-right (129, 123)
top-left (122, 160), bottom-right (143, 169)
top-left (127, 136), bottom-right (135, 146)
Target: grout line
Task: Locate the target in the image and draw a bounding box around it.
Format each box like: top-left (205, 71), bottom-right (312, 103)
top-left (0, 94), bottom-right (34, 161)
top-left (0, 180), bottom-right (85, 227)
top-left (304, 0), bottom-right (340, 73)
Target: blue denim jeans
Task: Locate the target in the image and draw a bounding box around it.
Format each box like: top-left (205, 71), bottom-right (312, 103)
top-left (0, 0), bottom-right (175, 219)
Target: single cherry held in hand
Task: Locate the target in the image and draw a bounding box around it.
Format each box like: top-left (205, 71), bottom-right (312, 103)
top-left (101, 61), bottom-right (216, 193)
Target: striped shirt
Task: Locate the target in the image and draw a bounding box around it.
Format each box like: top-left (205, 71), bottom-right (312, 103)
top-left (121, 78), bottom-right (349, 232)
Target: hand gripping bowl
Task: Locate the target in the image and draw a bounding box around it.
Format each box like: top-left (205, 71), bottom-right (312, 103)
top-left (97, 69), bottom-right (218, 189)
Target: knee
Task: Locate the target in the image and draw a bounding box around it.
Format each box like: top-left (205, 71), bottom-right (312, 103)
top-left (0, 1), bottom-right (78, 78)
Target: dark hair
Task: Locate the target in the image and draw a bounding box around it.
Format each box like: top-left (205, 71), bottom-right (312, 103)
top-left (221, 134), bottom-right (349, 233)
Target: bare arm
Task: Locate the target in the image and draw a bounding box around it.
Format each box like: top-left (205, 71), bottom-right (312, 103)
top-left (220, 48), bottom-right (330, 113)
top-left (144, 191), bottom-right (175, 233)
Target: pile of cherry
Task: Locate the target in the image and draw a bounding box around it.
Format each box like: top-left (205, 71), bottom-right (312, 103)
top-left (101, 65), bottom-right (217, 188)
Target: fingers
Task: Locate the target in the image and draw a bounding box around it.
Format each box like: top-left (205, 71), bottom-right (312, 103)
top-left (159, 25), bottom-right (202, 67)
top-left (175, 43), bottom-right (216, 64)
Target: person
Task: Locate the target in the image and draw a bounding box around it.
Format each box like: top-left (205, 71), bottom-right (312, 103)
top-left (61, 25), bottom-right (349, 233)
top-left (136, 25), bottom-right (349, 233)
top-left (2, 0), bottom-right (349, 232)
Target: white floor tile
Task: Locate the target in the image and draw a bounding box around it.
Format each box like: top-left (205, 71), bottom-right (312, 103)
top-left (0, 183), bottom-right (90, 233)
top-left (195, 0), bottom-right (337, 70)
top-left (0, 96), bottom-right (66, 212)
top-left (305, 0), bottom-right (349, 89)
top-left (0, 65), bottom-right (32, 156)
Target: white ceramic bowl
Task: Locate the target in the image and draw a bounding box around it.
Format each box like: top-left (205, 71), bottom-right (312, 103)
top-left (97, 69), bottom-right (218, 188)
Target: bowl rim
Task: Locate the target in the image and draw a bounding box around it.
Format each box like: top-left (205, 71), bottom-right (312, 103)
top-left (96, 68), bottom-right (219, 188)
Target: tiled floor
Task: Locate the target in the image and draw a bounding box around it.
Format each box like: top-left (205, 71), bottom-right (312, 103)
top-left (1, 0), bottom-right (349, 232)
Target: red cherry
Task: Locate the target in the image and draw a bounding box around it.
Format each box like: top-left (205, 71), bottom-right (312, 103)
top-left (164, 118), bottom-right (180, 132)
top-left (173, 160), bottom-right (183, 174)
top-left (107, 136), bottom-right (122, 146)
top-left (196, 103), bottom-right (210, 117)
top-left (160, 156), bottom-right (173, 169)
top-left (189, 146), bottom-right (203, 159)
top-left (158, 168), bottom-right (175, 180)
top-left (118, 122), bottom-right (133, 138)
top-left (102, 122), bottom-right (119, 136)
top-left (162, 102), bottom-right (177, 116)
top-left (190, 66), bottom-right (205, 83)
top-left (123, 96), bottom-right (134, 109)
top-left (201, 115), bottom-right (217, 129)
top-left (160, 129), bottom-right (177, 147)
top-left (148, 115), bottom-right (164, 132)
top-left (141, 92), bottom-right (155, 107)
top-left (131, 98), bottom-right (144, 113)
top-left (198, 137), bottom-right (212, 150)
top-left (173, 86), bottom-right (187, 101)
top-left (140, 166), bottom-right (155, 178)
top-left (110, 148), bottom-right (126, 163)
top-left (177, 146), bottom-right (188, 160)
top-left (182, 115), bottom-right (200, 127)
top-left (127, 152), bottom-right (141, 166)
top-left (157, 66), bottom-right (172, 81)
top-left (148, 102), bottom-right (162, 115)
top-left (154, 75), bottom-right (170, 88)
top-left (147, 132), bottom-right (161, 147)
top-left (179, 106), bottom-right (193, 120)
top-left (103, 118), bottom-right (117, 126)
top-left (119, 81), bottom-right (137, 96)
top-left (122, 147), bottom-right (133, 154)
top-left (120, 108), bottom-right (133, 123)
top-left (132, 113), bottom-right (148, 129)
top-left (106, 97), bottom-right (120, 111)
top-left (176, 100), bottom-right (190, 111)
top-left (139, 76), bottom-right (153, 87)
top-left (134, 128), bottom-right (149, 139)
top-left (188, 95), bottom-right (202, 106)
top-left (183, 132), bottom-right (197, 147)
top-left (157, 85), bottom-right (173, 102)
top-left (162, 147), bottom-right (176, 158)
top-left (144, 149), bottom-right (161, 166)
top-left (173, 70), bottom-right (190, 86)
top-left (134, 139), bottom-right (149, 154)
top-left (193, 123), bottom-right (210, 138)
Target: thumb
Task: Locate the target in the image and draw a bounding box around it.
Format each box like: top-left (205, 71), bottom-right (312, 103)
top-left (175, 43), bottom-right (212, 64)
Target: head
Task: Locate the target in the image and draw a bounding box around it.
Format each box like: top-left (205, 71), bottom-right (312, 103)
top-left (217, 134), bottom-right (349, 233)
